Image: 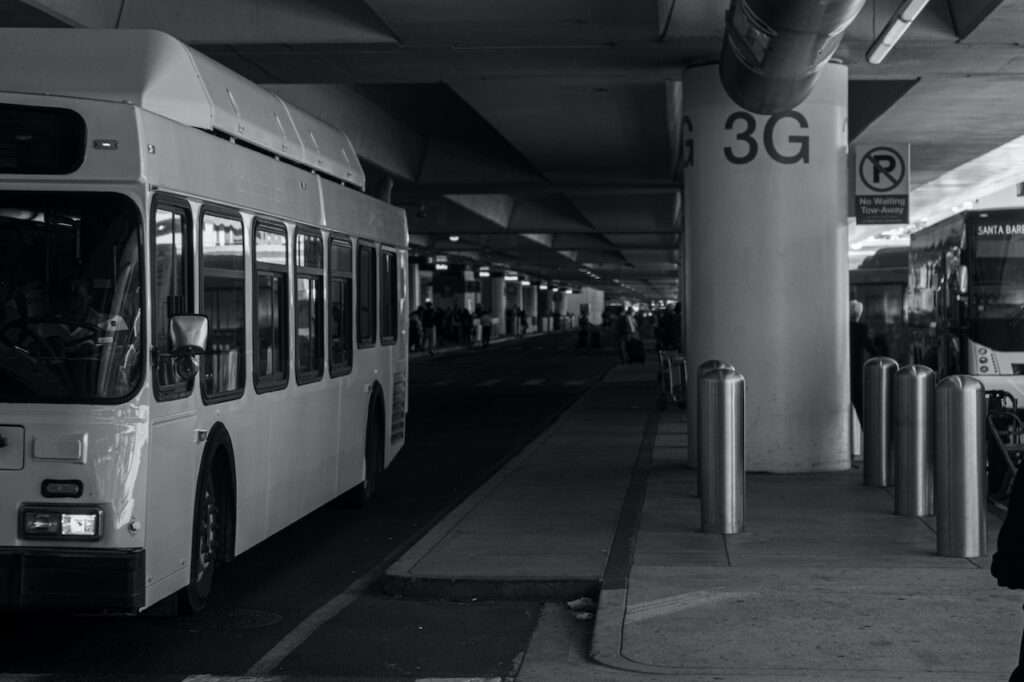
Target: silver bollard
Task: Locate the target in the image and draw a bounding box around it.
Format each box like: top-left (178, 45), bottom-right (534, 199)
top-left (699, 368), bottom-right (745, 534)
top-left (863, 356), bottom-right (898, 487)
top-left (935, 375), bottom-right (987, 558)
top-left (894, 365), bottom-right (935, 517)
top-left (689, 359), bottom-right (735, 472)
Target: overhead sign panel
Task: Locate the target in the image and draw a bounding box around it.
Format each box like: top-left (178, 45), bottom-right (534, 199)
top-left (854, 144), bottom-right (909, 224)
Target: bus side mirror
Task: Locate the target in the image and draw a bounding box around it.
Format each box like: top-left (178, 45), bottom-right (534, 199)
top-left (169, 314), bottom-right (208, 381)
top-left (958, 265), bottom-right (968, 294)
top-left (169, 314), bottom-right (209, 354)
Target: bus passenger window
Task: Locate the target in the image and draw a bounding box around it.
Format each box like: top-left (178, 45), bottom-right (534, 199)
top-left (295, 228), bottom-right (324, 383)
top-left (357, 244), bottom-right (377, 346)
top-left (254, 224), bottom-right (288, 391)
top-left (329, 238), bottom-right (353, 375)
top-left (152, 202), bottom-right (192, 399)
top-left (200, 211), bottom-right (245, 400)
top-left (381, 250), bottom-right (398, 344)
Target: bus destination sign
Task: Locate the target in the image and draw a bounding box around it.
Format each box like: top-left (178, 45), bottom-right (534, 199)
top-left (976, 222), bottom-right (1024, 237)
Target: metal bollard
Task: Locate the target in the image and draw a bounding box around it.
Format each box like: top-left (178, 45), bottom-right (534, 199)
top-left (689, 359), bottom-right (735, 472)
top-left (699, 368), bottom-right (745, 534)
top-left (863, 356), bottom-right (898, 487)
top-left (893, 365), bottom-right (935, 517)
top-left (935, 375), bottom-right (987, 558)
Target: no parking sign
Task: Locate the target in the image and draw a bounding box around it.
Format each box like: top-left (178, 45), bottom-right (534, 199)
top-left (854, 144), bottom-right (910, 224)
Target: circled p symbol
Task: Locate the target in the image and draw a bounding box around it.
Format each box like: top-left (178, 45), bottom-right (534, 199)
top-left (859, 147), bottom-right (905, 192)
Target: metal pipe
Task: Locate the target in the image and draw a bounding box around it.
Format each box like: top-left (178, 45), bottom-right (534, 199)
top-left (863, 356), bottom-right (898, 487)
top-left (699, 368), bottom-right (745, 534)
top-left (719, 0), bottom-right (867, 113)
top-left (893, 365), bottom-right (934, 517)
top-left (935, 375), bottom-right (987, 558)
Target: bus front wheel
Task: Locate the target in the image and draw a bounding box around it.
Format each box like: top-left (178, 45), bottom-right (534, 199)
top-left (179, 465), bottom-right (220, 614)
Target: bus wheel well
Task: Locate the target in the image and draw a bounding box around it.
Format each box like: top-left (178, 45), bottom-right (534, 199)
top-left (335, 386), bottom-right (386, 509)
top-left (369, 382), bottom-right (385, 434)
top-left (367, 383), bottom-right (386, 476)
top-left (201, 424), bottom-right (237, 563)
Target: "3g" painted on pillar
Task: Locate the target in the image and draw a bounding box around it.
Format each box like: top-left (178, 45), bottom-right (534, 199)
top-left (723, 111), bottom-right (810, 165)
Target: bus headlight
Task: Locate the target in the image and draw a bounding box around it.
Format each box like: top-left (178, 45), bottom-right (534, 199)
top-left (21, 505), bottom-right (103, 540)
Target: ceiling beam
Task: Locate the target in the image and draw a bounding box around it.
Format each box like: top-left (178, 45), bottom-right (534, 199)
top-left (25, 0), bottom-right (397, 42)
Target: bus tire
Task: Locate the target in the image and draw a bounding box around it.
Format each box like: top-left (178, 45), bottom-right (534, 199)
top-left (179, 458), bottom-right (224, 614)
top-left (339, 389), bottom-right (385, 508)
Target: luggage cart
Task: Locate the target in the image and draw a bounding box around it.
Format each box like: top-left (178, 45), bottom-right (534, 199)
top-left (985, 390), bottom-right (1024, 505)
top-left (657, 350), bottom-right (687, 410)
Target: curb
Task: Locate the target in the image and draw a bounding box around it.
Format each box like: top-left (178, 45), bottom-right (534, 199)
top-left (587, 407), bottom-right (691, 675)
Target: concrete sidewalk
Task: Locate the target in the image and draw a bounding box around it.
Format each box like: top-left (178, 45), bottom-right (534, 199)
top-left (383, 360), bottom-right (1024, 680)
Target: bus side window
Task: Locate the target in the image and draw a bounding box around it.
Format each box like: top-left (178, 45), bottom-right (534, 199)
top-left (152, 200), bottom-right (193, 400)
top-left (380, 249), bottom-right (398, 345)
top-left (329, 237), bottom-right (353, 375)
top-left (253, 222), bottom-right (288, 392)
top-left (295, 227), bottom-right (325, 383)
top-left (357, 244), bottom-right (377, 347)
top-left (200, 210), bottom-right (246, 401)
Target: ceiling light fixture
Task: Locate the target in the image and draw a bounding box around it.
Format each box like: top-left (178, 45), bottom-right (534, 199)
top-left (448, 234), bottom-right (460, 242)
top-left (865, 0), bottom-right (931, 65)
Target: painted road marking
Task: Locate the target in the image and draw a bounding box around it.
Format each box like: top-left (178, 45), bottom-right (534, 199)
top-left (624, 590), bottom-right (756, 625)
top-left (244, 573), bottom-right (376, 675)
top-left (184, 677), bottom-right (503, 682)
top-left (477, 378), bottom-right (502, 387)
top-left (522, 378), bottom-right (545, 386)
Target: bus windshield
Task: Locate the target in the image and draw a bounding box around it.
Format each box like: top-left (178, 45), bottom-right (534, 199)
top-left (971, 233), bottom-right (1024, 352)
top-left (0, 192), bottom-right (143, 402)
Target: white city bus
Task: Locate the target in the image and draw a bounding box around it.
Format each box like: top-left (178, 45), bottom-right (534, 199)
top-left (0, 29), bottom-right (408, 612)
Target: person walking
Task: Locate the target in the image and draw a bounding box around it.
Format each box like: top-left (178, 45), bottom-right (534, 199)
top-left (409, 307), bottom-right (423, 352)
top-left (422, 301), bottom-right (436, 355)
top-left (478, 306), bottom-right (493, 348)
top-left (849, 299), bottom-right (878, 424)
top-left (992, 464), bottom-right (1024, 680)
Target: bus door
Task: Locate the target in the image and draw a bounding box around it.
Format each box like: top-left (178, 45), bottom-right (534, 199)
top-left (145, 196), bottom-right (201, 598)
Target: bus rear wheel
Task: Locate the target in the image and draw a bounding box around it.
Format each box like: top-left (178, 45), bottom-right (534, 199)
top-left (179, 466), bottom-right (220, 614)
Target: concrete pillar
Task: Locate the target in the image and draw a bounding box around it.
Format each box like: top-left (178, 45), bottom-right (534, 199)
top-left (489, 275), bottom-right (507, 336)
top-left (538, 287), bottom-right (550, 331)
top-left (409, 262), bottom-right (422, 309)
top-left (422, 273), bottom-right (433, 306)
top-left (524, 284), bottom-right (538, 329)
top-left (556, 293), bottom-right (568, 316)
top-left (509, 281), bottom-right (524, 335)
top-left (683, 63), bottom-right (849, 472)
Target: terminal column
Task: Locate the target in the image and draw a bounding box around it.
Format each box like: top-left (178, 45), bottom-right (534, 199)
top-left (555, 291), bottom-right (568, 329)
top-left (488, 274), bottom-right (507, 336)
top-left (683, 63), bottom-right (849, 472)
top-left (409, 261), bottom-right (422, 309)
top-left (509, 279), bottom-right (524, 335)
top-left (524, 284), bottom-right (538, 331)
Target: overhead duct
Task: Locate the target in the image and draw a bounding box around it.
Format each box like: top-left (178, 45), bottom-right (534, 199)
top-left (719, 0), bottom-right (866, 114)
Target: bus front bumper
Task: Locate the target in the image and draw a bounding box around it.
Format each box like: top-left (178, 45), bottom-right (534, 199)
top-left (0, 547), bottom-right (145, 612)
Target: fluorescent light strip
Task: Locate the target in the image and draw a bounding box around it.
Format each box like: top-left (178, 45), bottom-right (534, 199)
top-left (865, 0), bottom-right (931, 65)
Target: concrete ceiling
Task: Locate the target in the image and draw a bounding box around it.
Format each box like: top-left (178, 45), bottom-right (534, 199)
top-left (6, 0), bottom-right (1024, 300)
